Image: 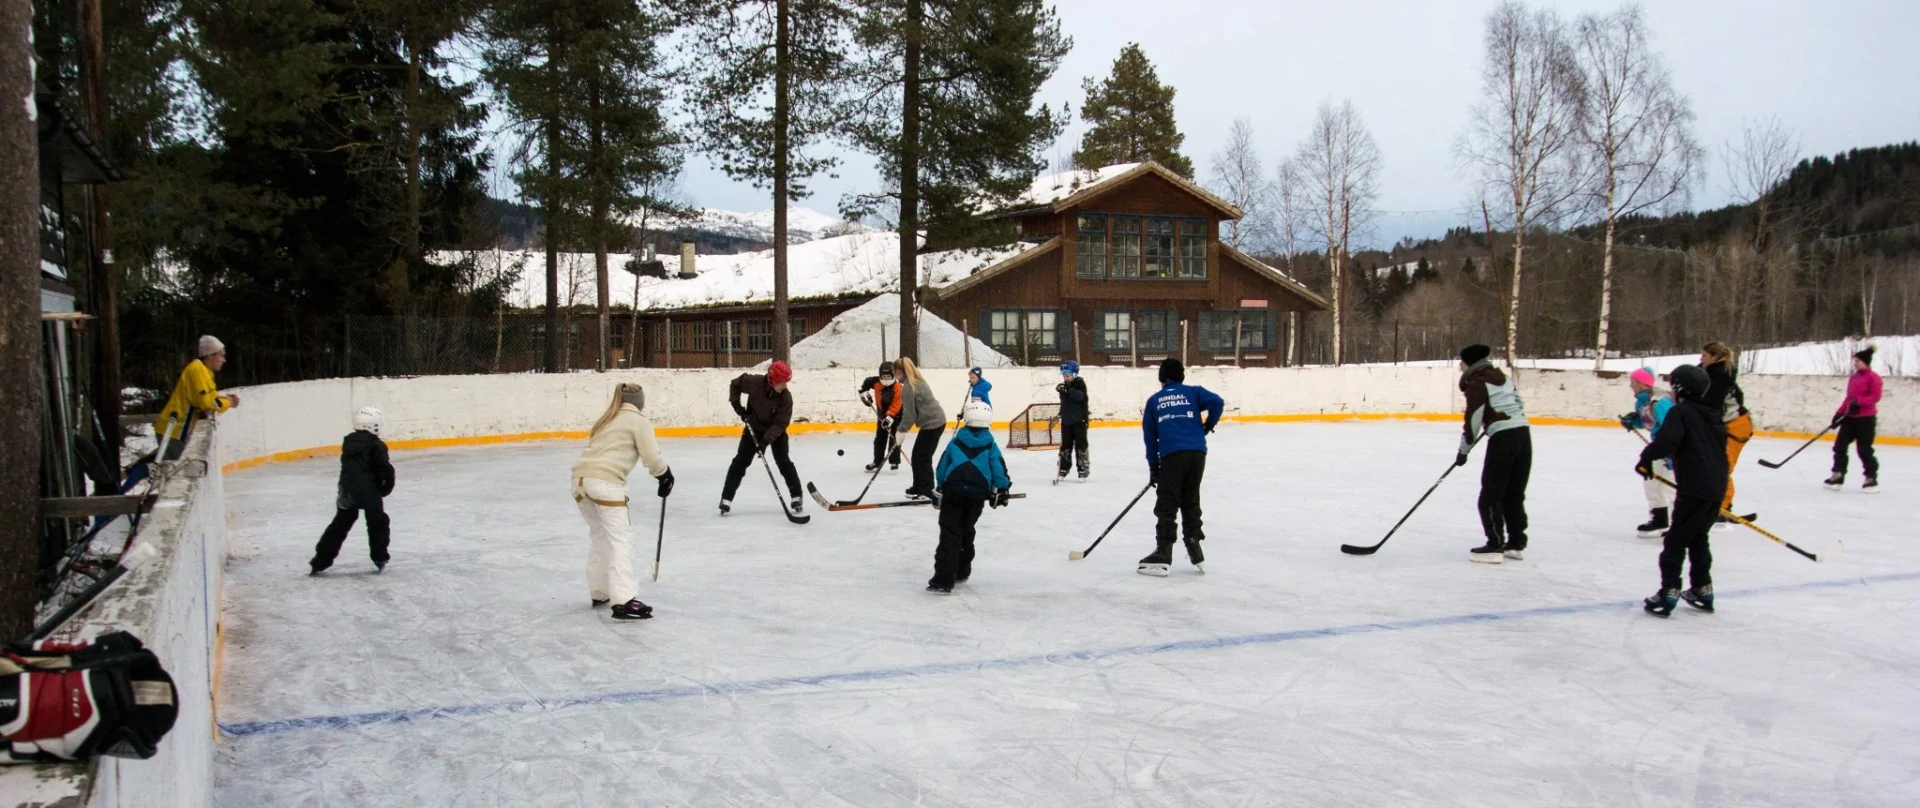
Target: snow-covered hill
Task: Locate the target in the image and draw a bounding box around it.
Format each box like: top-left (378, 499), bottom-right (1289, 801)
top-left (653, 207), bottom-right (868, 245)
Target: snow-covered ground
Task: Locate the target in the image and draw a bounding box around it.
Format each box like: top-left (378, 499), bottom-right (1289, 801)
top-left (1380, 335), bottom-right (1920, 377)
top-left (779, 293), bottom-right (1013, 370)
top-left (442, 232), bottom-right (1041, 313)
top-left (214, 422), bottom-right (1918, 806)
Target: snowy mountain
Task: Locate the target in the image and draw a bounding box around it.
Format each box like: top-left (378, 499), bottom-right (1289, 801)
top-left (654, 207), bottom-right (869, 245)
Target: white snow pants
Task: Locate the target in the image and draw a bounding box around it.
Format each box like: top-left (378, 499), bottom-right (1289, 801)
top-left (575, 477), bottom-right (637, 604)
top-left (1642, 466), bottom-right (1675, 510)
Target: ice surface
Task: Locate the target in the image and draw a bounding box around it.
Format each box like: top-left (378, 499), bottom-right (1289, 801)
top-left (777, 293), bottom-right (1013, 370)
top-left (214, 422), bottom-right (1920, 806)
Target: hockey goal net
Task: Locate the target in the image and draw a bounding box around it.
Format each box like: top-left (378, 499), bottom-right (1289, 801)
top-left (1007, 402), bottom-right (1062, 450)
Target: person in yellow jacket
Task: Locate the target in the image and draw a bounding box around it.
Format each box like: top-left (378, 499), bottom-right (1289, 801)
top-left (572, 383), bottom-right (673, 620)
top-left (122, 336), bottom-right (239, 492)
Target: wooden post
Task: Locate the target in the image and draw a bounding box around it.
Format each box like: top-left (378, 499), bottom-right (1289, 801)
top-left (1180, 319), bottom-right (1189, 366)
top-left (726, 320), bottom-right (734, 368)
top-left (1287, 312), bottom-right (1298, 367)
top-left (1071, 324), bottom-right (1081, 366)
top-left (1234, 311), bottom-right (1244, 367)
top-left (665, 317), bottom-right (673, 369)
top-left (882, 328), bottom-right (888, 363)
top-left (1130, 319), bottom-right (1139, 367)
top-left (962, 318), bottom-right (970, 368)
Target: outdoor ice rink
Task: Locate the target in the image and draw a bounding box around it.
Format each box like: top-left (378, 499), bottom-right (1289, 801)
top-left (213, 421), bottom-right (1920, 807)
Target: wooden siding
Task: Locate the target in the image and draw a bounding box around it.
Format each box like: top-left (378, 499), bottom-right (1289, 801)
top-left (629, 300), bottom-right (865, 369)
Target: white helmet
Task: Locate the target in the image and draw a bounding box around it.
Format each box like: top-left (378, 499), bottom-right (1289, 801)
top-left (353, 406), bottom-right (385, 435)
top-left (962, 401), bottom-right (993, 429)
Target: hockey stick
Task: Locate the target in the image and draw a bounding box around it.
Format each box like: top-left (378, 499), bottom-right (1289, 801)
top-left (745, 425), bottom-right (809, 525)
top-left (26, 541), bottom-right (161, 642)
top-left (1069, 480), bottom-right (1153, 560)
top-left (1758, 424), bottom-right (1836, 469)
top-left (825, 492), bottom-right (1026, 512)
top-left (1340, 461), bottom-right (1459, 556)
top-left (830, 427), bottom-right (900, 506)
top-left (650, 495), bottom-right (666, 582)
top-left (1650, 476), bottom-right (1827, 562)
top-left (1629, 428), bottom-right (1757, 521)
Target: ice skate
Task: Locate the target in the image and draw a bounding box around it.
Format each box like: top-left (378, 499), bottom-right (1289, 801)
top-left (610, 599), bottom-right (654, 620)
top-left (1680, 585), bottom-right (1714, 613)
top-left (1078, 470), bottom-right (1089, 481)
top-left (865, 462), bottom-right (881, 472)
top-left (1824, 472), bottom-right (1845, 490)
top-left (1469, 541), bottom-right (1504, 564)
top-left (308, 563), bottom-right (328, 576)
top-left (1502, 547), bottom-right (1524, 561)
top-left (926, 582), bottom-right (953, 595)
top-left (1644, 588), bottom-right (1678, 617)
top-left (374, 560), bottom-right (387, 573)
top-left (719, 499), bottom-right (732, 516)
top-left (1863, 475), bottom-right (1879, 493)
top-left (591, 598), bottom-right (609, 608)
top-left (1636, 507), bottom-right (1669, 538)
top-left (1183, 538), bottom-right (1205, 574)
top-left (1137, 546), bottom-right (1172, 577)
top-left (791, 497), bottom-right (805, 514)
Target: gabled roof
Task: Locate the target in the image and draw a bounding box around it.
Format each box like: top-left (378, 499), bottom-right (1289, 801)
top-left (1219, 245), bottom-right (1332, 311)
top-left (984, 161), bottom-right (1244, 221)
top-left (922, 237), bottom-right (1062, 301)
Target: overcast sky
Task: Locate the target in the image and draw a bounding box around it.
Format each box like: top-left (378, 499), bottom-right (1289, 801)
top-left (672, 0), bottom-right (1920, 243)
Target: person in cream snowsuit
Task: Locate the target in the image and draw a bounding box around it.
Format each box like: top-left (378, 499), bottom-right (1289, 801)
top-left (572, 383), bottom-right (674, 620)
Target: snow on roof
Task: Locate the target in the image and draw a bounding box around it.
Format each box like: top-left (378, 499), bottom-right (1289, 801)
top-left (992, 163), bottom-right (1141, 212)
top-left (771, 293), bottom-right (1015, 370)
top-left (645, 206), bottom-right (868, 244)
top-left (434, 232), bottom-right (1047, 313)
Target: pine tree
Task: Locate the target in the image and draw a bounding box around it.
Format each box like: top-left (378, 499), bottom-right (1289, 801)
top-left (684, 0), bottom-right (855, 361)
top-left (1072, 43), bottom-right (1191, 177)
top-left (848, 0), bottom-right (1070, 359)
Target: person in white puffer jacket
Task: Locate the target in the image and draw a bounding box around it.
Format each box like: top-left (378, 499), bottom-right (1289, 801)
top-left (572, 383), bottom-right (674, 620)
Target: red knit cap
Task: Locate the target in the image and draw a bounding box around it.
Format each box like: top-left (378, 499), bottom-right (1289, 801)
top-left (768, 360), bottom-right (793, 384)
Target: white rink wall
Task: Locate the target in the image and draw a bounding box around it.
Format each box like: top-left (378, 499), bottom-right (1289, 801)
top-left (214, 366), bottom-right (1913, 471)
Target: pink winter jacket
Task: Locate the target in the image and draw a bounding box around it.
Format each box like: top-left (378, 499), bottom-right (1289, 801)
top-left (1839, 368), bottom-right (1883, 418)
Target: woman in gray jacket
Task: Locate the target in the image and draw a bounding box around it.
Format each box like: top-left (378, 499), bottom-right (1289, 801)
top-left (893, 357), bottom-right (948, 498)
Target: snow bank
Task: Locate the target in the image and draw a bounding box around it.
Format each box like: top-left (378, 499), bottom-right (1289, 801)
top-left (439, 233), bottom-right (1044, 313)
top-left (649, 206), bottom-right (868, 244)
top-left (775, 293), bottom-right (1014, 370)
top-left (1374, 335), bottom-right (1920, 378)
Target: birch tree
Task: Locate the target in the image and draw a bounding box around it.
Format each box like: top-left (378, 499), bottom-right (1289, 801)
top-left (1575, 4), bottom-right (1700, 369)
top-left (1273, 157), bottom-right (1305, 270)
top-left (1459, 0), bottom-right (1586, 366)
top-left (1296, 100), bottom-right (1380, 365)
top-left (1207, 117), bottom-right (1272, 251)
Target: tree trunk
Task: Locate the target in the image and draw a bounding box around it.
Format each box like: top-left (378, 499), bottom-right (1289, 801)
top-left (590, 60), bottom-right (610, 371)
top-left (770, 0), bottom-right (792, 362)
top-left (542, 26), bottom-right (561, 374)
top-left (78, 0), bottom-right (119, 479)
top-left (404, 33), bottom-right (423, 262)
top-left (2, 0), bottom-right (47, 638)
top-left (1507, 231), bottom-right (1526, 368)
top-left (1328, 236), bottom-right (1342, 366)
top-left (1593, 213), bottom-right (1617, 370)
top-left (896, 0), bottom-right (922, 364)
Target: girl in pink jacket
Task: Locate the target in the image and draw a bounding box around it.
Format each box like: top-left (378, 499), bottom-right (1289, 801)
top-left (1826, 346), bottom-right (1882, 492)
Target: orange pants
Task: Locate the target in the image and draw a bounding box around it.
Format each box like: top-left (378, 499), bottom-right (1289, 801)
top-left (1723, 413), bottom-right (1752, 510)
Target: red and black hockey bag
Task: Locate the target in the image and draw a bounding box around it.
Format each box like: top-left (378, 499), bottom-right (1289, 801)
top-left (1, 631), bottom-right (178, 764)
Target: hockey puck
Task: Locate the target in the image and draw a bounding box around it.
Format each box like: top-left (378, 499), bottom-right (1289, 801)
top-left (837, 449), bottom-right (845, 456)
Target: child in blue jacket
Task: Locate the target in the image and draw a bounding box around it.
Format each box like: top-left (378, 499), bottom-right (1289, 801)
top-left (1140, 359), bottom-right (1224, 577)
top-left (1619, 368), bottom-right (1675, 537)
top-left (929, 401), bottom-right (1012, 593)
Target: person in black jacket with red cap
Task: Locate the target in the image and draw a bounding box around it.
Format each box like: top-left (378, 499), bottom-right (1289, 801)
top-left (720, 361), bottom-right (804, 515)
top-left (1637, 364), bottom-right (1728, 617)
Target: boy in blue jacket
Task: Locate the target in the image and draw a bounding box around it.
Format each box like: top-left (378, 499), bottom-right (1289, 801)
top-left (1140, 359), bottom-right (1224, 576)
top-left (1619, 367), bottom-right (1675, 537)
top-left (929, 401), bottom-right (1012, 593)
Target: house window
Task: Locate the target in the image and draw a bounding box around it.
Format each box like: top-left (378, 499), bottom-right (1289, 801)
top-left (1145, 217), bottom-right (1176, 278)
top-left (985, 309), bottom-right (1022, 350)
top-left (1076, 214), bottom-right (1108, 278)
top-left (1178, 219), bottom-right (1207, 278)
top-left (1137, 309), bottom-right (1176, 352)
top-left (1199, 310), bottom-right (1274, 351)
top-left (672, 320), bottom-right (715, 352)
top-left (789, 315), bottom-right (808, 342)
top-left (1025, 310), bottom-right (1062, 350)
top-left (746, 319), bottom-right (772, 352)
top-left (1109, 214), bottom-right (1142, 278)
top-left (1199, 311), bottom-right (1238, 351)
top-left (1237, 310), bottom-right (1273, 350)
top-left (1095, 311), bottom-right (1132, 351)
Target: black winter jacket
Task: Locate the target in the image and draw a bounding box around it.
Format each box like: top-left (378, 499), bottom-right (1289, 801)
top-left (1058, 377), bottom-right (1089, 424)
top-left (1638, 397), bottom-right (1728, 503)
top-left (731, 373), bottom-right (794, 445)
top-left (1702, 363), bottom-right (1747, 422)
top-left (338, 430), bottom-right (395, 510)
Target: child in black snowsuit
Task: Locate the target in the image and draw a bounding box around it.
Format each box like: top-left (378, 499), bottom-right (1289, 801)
top-left (311, 407), bottom-right (396, 574)
top-left (1637, 365), bottom-right (1728, 617)
top-left (927, 402), bottom-right (1012, 594)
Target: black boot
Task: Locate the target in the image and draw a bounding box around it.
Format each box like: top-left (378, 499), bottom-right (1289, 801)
top-left (1469, 540), bottom-right (1504, 564)
top-left (1636, 507), bottom-right (1669, 538)
top-left (1137, 544), bottom-right (1172, 577)
top-left (1644, 588), bottom-right (1678, 618)
top-left (611, 599), bottom-right (654, 620)
top-left (1680, 585), bottom-right (1714, 613)
top-left (1183, 537), bottom-right (1205, 574)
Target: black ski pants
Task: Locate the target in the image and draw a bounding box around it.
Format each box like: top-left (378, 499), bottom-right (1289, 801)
top-left (722, 429), bottom-right (802, 501)
top-left (872, 422), bottom-right (903, 467)
top-left (1832, 416), bottom-right (1878, 477)
top-left (1477, 427), bottom-right (1532, 550)
top-left (908, 426), bottom-right (945, 495)
top-left (1153, 450), bottom-right (1206, 550)
top-left (312, 502), bottom-right (391, 569)
top-left (1659, 495), bottom-right (1717, 591)
top-left (1058, 422), bottom-right (1090, 477)
top-left (931, 494), bottom-right (986, 588)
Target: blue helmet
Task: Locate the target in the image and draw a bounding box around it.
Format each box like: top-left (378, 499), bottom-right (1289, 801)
top-left (1060, 360), bottom-right (1079, 375)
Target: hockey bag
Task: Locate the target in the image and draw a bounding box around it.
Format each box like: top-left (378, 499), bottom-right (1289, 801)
top-left (1, 631), bottom-right (178, 763)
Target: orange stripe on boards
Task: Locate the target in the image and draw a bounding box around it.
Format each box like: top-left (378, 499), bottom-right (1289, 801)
top-left (220, 415), bottom-right (1918, 473)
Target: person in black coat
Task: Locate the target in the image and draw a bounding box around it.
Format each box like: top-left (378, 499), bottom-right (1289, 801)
top-left (311, 407), bottom-right (396, 574)
top-left (1637, 365), bottom-right (1729, 617)
top-left (1056, 360), bottom-right (1091, 480)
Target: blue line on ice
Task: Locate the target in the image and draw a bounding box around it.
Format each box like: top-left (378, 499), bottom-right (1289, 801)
top-left (219, 570), bottom-right (1920, 740)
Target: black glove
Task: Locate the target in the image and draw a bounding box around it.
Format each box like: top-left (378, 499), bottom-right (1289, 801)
top-left (732, 403), bottom-right (748, 420)
top-left (1055, 383), bottom-right (1066, 394)
top-left (1831, 412), bottom-right (1847, 428)
top-left (1634, 461), bottom-right (1653, 480)
top-left (881, 416), bottom-right (894, 430)
top-left (1618, 414), bottom-right (1638, 431)
top-left (860, 392), bottom-right (874, 407)
top-left (1455, 452), bottom-right (1469, 468)
top-left (991, 488), bottom-right (1010, 508)
top-left (656, 467), bottom-right (675, 498)
top-left (1848, 402), bottom-right (1861, 416)
top-left (1203, 420), bottom-right (1217, 435)
top-left (1148, 461), bottom-right (1160, 485)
